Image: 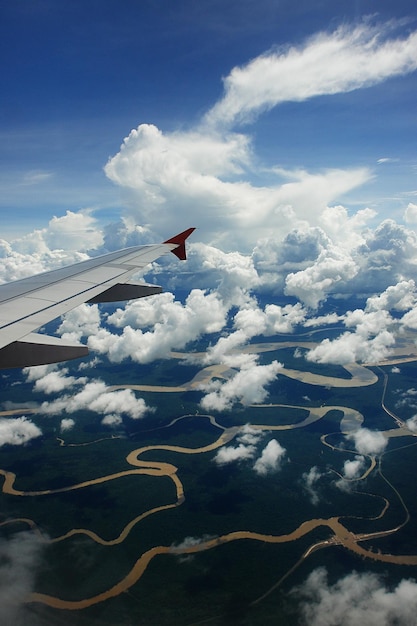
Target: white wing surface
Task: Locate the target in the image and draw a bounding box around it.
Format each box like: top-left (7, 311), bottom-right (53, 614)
top-left (0, 228), bottom-right (195, 368)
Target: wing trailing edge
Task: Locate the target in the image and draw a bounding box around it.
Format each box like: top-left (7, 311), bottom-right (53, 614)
top-left (0, 333), bottom-right (89, 369)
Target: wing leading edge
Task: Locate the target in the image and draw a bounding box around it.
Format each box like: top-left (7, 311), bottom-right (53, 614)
top-left (0, 228), bottom-right (195, 369)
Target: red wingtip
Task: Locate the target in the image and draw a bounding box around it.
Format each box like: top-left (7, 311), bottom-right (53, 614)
top-left (164, 227), bottom-right (196, 260)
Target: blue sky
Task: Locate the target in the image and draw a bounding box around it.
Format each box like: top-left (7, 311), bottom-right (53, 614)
top-left (1, 0), bottom-right (416, 238)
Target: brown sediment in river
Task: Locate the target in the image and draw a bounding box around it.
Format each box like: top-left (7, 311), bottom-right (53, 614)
top-left (1, 340), bottom-right (417, 611)
top-left (28, 515), bottom-right (417, 610)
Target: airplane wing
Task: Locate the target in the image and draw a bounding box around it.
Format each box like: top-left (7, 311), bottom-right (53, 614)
top-left (0, 228), bottom-right (195, 369)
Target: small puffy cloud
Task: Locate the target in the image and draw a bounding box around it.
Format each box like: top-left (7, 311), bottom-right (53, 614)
top-left (57, 303), bottom-right (101, 343)
top-left (200, 357), bottom-right (282, 411)
top-left (342, 455), bottom-right (365, 479)
top-left (60, 418), bottom-right (75, 432)
top-left (213, 424), bottom-right (263, 466)
top-left (347, 428), bottom-right (387, 456)
top-left (334, 455), bottom-right (367, 491)
top-left (0, 417), bottom-right (42, 447)
top-left (253, 439), bottom-right (287, 476)
top-left (32, 368), bottom-right (85, 395)
top-left (238, 423), bottom-right (264, 446)
top-left (294, 567), bottom-right (417, 626)
top-left (214, 443), bottom-right (257, 466)
top-left (204, 329), bottom-right (250, 365)
top-left (306, 308), bottom-right (396, 365)
top-left (406, 415), bottom-right (417, 433)
top-left (404, 202), bottom-right (417, 224)
top-left (395, 388), bottom-right (417, 412)
top-left (101, 414), bottom-right (123, 427)
top-left (302, 466), bottom-right (323, 505)
top-left (306, 329), bottom-right (394, 365)
top-left (234, 302), bottom-right (306, 337)
top-left (214, 428), bottom-right (287, 475)
top-left (40, 380), bottom-right (151, 421)
top-left (365, 280), bottom-right (417, 313)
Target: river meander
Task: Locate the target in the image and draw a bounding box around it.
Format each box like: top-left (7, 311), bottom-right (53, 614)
top-left (1, 339), bottom-right (417, 614)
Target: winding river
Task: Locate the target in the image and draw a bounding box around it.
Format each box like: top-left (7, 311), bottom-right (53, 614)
top-left (1, 340), bottom-right (417, 611)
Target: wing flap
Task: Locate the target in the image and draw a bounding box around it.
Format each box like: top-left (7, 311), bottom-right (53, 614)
top-left (87, 282), bottom-right (162, 304)
top-left (0, 333), bottom-right (88, 369)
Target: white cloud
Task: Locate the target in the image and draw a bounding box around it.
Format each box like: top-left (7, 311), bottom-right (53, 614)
top-left (60, 418), bottom-right (75, 432)
top-left (238, 423), bottom-right (265, 446)
top-left (24, 364), bottom-right (87, 396)
top-left (302, 466), bottom-right (323, 505)
top-left (213, 425), bottom-right (288, 475)
top-left (234, 302), bottom-right (306, 336)
top-left (214, 424), bottom-right (264, 467)
top-left (404, 202), bottom-right (417, 224)
top-left (0, 532), bottom-right (45, 624)
top-left (105, 126), bottom-right (372, 252)
top-left (284, 244), bottom-right (358, 309)
top-left (200, 356), bottom-right (282, 411)
top-left (306, 329), bottom-right (395, 365)
top-left (365, 280), bottom-right (417, 313)
top-left (253, 438), bottom-right (287, 475)
top-left (0, 211), bottom-right (97, 284)
top-left (171, 534), bottom-right (216, 551)
top-left (40, 380), bottom-right (151, 421)
top-left (342, 455), bottom-right (365, 479)
top-left (214, 443), bottom-right (257, 466)
top-left (0, 417), bottom-right (42, 447)
top-left (294, 567), bottom-right (417, 626)
top-left (22, 169), bottom-right (53, 185)
top-left (347, 428), bottom-right (387, 456)
top-left (406, 415), bottom-right (417, 433)
top-left (304, 313), bottom-right (341, 328)
top-left (377, 157), bottom-right (398, 164)
top-left (101, 414), bottom-right (123, 427)
top-left (89, 289), bottom-right (228, 364)
top-left (205, 22), bottom-right (417, 127)
top-left (57, 303), bottom-right (101, 343)
top-left (306, 308), bottom-right (396, 365)
top-left (32, 368), bottom-right (85, 395)
top-left (11, 210), bottom-right (101, 256)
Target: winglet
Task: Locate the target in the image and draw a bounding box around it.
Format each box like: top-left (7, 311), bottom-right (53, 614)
top-left (164, 227), bottom-right (195, 260)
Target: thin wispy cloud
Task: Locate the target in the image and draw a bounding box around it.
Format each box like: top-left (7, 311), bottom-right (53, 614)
top-left (205, 22), bottom-right (417, 127)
